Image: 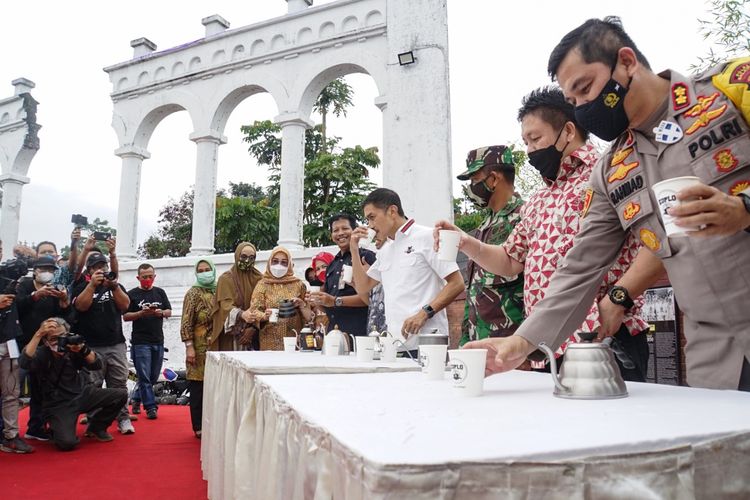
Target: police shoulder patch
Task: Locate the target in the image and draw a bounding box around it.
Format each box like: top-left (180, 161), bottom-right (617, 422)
top-left (581, 187), bottom-right (594, 218)
top-left (671, 82), bottom-right (690, 111)
top-left (639, 228), bottom-right (661, 252)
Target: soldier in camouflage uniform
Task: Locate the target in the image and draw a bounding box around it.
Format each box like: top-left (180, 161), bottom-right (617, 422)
top-left (456, 146), bottom-right (525, 346)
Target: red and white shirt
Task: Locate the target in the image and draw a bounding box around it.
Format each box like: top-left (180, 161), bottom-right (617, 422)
top-left (503, 143), bottom-right (647, 367)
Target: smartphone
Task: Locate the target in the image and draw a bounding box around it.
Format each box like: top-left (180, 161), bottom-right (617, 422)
top-left (93, 231), bottom-right (111, 241)
top-left (71, 214), bottom-right (88, 226)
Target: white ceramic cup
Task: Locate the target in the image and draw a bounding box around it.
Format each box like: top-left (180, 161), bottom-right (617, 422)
top-left (420, 344), bottom-right (447, 380)
top-left (283, 337), bottom-right (297, 353)
top-left (354, 336), bottom-right (376, 362)
top-left (342, 264), bottom-right (354, 284)
top-left (448, 349), bottom-right (488, 397)
top-left (652, 176), bottom-right (703, 237)
top-left (437, 230), bottom-right (461, 261)
top-left (380, 337), bottom-right (398, 362)
top-left (269, 308), bottom-right (279, 323)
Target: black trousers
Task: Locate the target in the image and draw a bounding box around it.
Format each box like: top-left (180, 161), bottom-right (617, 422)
top-left (188, 380), bottom-right (204, 432)
top-left (532, 325), bottom-right (649, 383)
top-left (45, 385), bottom-right (128, 451)
top-left (739, 358), bottom-right (750, 392)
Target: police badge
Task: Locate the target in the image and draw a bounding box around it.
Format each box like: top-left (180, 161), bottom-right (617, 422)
top-left (653, 120), bottom-right (683, 144)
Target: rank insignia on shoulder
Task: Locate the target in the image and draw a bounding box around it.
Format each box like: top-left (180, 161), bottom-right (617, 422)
top-left (713, 149), bottom-right (739, 173)
top-left (729, 180), bottom-right (750, 196)
top-left (653, 120), bottom-right (683, 144)
top-left (639, 228), bottom-right (661, 252)
top-left (581, 187), bottom-right (594, 218)
top-left (671, 82), bottom-right (690, 111)
top-left (623, 201), bottom-right (641, 221)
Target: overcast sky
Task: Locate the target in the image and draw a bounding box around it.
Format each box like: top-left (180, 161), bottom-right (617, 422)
top-left (0, 0), bottom-right (710, 251)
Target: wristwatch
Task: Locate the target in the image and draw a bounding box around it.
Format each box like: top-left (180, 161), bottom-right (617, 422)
top-left (422, 304), bottom-right (435, 319)
top-left (608, 285), bottom-right (634, 310)
top-left (738, 193), bottom-right (750, 233)
top-left (334, 297), bottom-right (344, 307)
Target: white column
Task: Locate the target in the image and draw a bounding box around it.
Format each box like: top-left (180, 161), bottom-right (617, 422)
top-left (274, 113), bottom-right (313, 251)
top-left (0, 172), bottom-right (29, 256)
top-left (189, 130), bottom-right (226, 256)
top-left (115, 145), bottom-right (150, 260)
top-left (374, 95), bottom-right (392, 187)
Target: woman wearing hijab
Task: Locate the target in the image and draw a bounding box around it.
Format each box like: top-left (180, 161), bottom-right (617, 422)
top-left (249, 246), bottom-right (314, 350)
top-left (181, 259), bottom-right (216, 438)
top-left (211, 242), bottom-right (263, 351)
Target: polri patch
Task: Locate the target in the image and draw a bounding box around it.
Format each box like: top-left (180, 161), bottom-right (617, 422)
top-left (653, 120), bottom-right (683, 144)
top-left (639, 228), bottom-right (661, 252)
top-left (671, 82), bottom-right (690, 110)
top-left (729, 179), bottom-right (750, 196)
top-left (581, 187), bottom-right (594, 218)
top-left (623, 201), bottom-right (641, 221)
top-left (713, 148), bottom-right (739, 173)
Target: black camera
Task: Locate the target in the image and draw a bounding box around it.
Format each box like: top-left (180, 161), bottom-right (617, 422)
top-left (93, 231), bottom-right (111, 241)
top-left (71, 214), bottom-right (88, 226)
top-left (57, 333), bottom-right (85, 353)
top-left (0, 257), bottom-right (32, 294)
top-left (105, 271), bottom-right (117, 281)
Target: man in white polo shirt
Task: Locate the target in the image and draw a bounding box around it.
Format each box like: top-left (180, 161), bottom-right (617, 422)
top-left (351, 188), bottom-right (464, 353)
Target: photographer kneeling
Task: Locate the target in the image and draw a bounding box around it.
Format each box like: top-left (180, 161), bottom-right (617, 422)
top-left (19, 318), bottom-right (127, 451)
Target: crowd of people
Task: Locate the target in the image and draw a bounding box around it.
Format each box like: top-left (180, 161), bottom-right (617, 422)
top-left (1, 15), bottom-right (749, 459)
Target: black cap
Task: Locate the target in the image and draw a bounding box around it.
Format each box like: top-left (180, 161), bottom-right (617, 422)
top-left (33, 255), bottom-right (59, 269)
top-left (86, 252), bottom-right (108, 268)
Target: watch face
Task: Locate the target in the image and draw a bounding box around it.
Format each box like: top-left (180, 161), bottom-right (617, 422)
top-left (612, 288), bottom-right (626, 303)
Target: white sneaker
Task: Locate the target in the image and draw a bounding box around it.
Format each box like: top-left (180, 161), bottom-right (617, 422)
top-left (118, 419), bottom-right (135, 435)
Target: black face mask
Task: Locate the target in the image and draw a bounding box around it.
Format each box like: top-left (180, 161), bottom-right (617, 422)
top-left (574, 69), bottom-right (632, 141)
top-left (467, 175), bottom-right (495, 208)
top-left (528, 127), bottom-right (568, 181)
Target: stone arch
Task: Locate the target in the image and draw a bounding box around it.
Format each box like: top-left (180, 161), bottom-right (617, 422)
top-left (154, 67), bottom-right (167, 81)
top-left (231, 45), bottom-right (245, 60)
top-left (297, 27), bottom-right (313, 45)
top-left (212, 50), bottom-right (226, 65)
top-left (122, 91), bottom-right (203, 150)
top-left (365, 9), bottom-right (384, 27)
top-left (294, 60), bottom-right (386, 120)
top-left (319, 21), bottom-right (336, 39)
top-left (137, 71), bottom-right (150, 86)
top-left (270, 34), bottom-right (286, 51)
top-left (116, 77), bottom-right (129, 91)
top-left (189, 57), bottom-right (201, 71)
top-left (342, 15), bottom-right (359, 32)
top-left (250, 39), bottom-right (266, 55)
top-left (172, 61), bottom-right (186, 76)
top-left (207, 76), bottom-right (284, 136)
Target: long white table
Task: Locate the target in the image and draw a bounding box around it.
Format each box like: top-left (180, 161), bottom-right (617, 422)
top-left (201, 351), bottom-right (421, 500)
top-left (238, 370), bottom-right (750, 499)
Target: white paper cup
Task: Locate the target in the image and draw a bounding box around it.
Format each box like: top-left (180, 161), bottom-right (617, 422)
top-left (283, 337), bottom-right (297, 352)
top-left (421, 344), bottom-right (447, 380)
top-left (380, 337), bottom-right (398, 362)
top-left (355, 336), bottom-right (376, 362)
top-left (437, 230), bottom-right (461, 261)
top-left (342, 264), bottom-right (353, 284)
top-left (367, 228), bottom-right (376, 243)
top-left (309, 286), bottom-right (320, 293)
top-left (269, 308), bottom-right (279, 323)
top-left (652, 176), bottom-right (703, 237)
top-left (449, 349), bottom-right (487, 397)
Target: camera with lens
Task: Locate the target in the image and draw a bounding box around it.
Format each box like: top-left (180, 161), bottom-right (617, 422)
top-left (71, 214), bottom-right (88, 227)
top-left (57, 333), bottom-right (85, 353)
top-left (104, 271), bottom-right (117, 281)
top-left (0, 256), bottom-right (32, 295)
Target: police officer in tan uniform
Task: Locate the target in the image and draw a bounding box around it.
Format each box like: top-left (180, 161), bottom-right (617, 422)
top-left (461, 17), bottom-right (750, 391)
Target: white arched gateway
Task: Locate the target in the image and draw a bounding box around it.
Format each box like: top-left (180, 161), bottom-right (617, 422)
top-left (104, 0), bottom-right (452, 259)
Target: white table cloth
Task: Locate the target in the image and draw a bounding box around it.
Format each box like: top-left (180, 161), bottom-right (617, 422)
top-left (240, 370), bottom-right (750, 499)
top-left (201, 351), bottom-right (421, 500)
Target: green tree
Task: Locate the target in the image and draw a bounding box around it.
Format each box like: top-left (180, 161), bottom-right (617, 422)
top-left (692, 0), bottom-right (750, 72)
top-left (139, 191), bottom-right (194, 258)
top-left (241, 77), bottom-right (379, 247)
top-left (61, 217), bottom-right (118, 257)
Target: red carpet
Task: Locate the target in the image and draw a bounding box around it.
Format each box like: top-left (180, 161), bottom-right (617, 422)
top-left (0, 405), bottom-right (207, 499)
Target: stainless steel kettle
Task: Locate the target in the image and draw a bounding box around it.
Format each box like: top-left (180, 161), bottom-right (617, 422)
top-left (538, 332), bottom-right (628, 399)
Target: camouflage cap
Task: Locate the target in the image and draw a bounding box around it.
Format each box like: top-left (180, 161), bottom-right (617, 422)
top-left (457, 145), bottom-right (514, 180)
